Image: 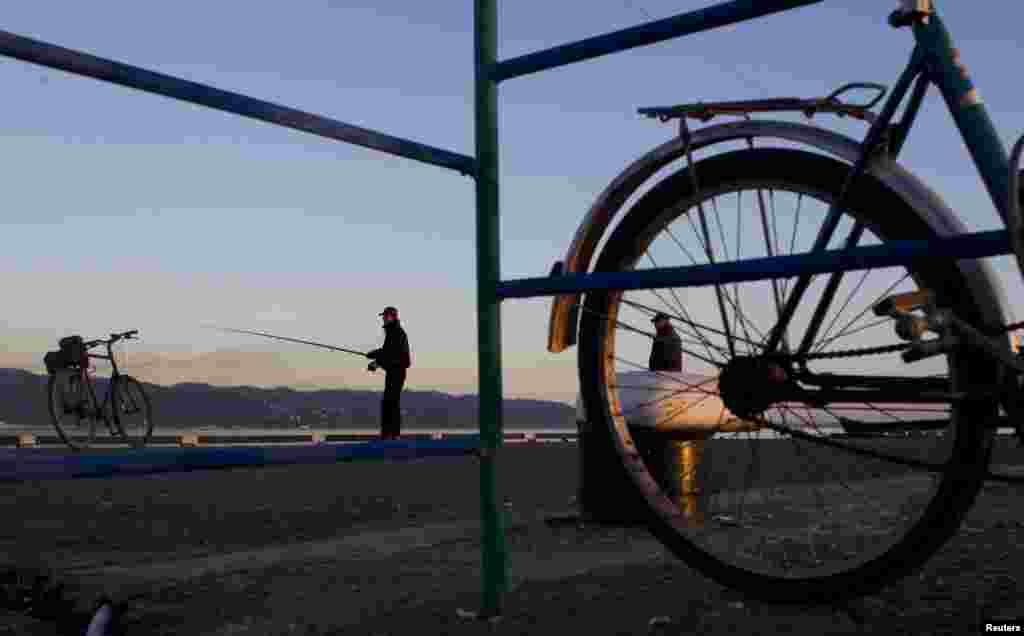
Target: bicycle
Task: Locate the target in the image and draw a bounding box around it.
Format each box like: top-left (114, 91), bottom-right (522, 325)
top-left (45, 330), bottom-right (153, 450)
top-left (555, 0), bottom-right (1024, 604)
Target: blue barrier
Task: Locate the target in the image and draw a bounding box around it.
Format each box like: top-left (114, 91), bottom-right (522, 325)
top-left (491, 0), bottom-right (823, 82)
top-left (497, 230), bottom-right (1010, 299)
top-left (0, 437), bottom-right (481, 483)
top-left (0, 30), bottom-right (476, 176)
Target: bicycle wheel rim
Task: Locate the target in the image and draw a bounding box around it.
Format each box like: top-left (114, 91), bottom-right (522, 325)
top-left (577, 148), bottom-right (999, 602)
top-left (112, 376), bottom-right (152, 448)
top-left (47, 371), bottom-right (99, 450)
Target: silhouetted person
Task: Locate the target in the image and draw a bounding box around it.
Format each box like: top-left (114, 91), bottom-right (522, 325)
top-left (649, 312), bottom-right (683, 372)
top-left (640, 312), bottom-right (685, 513)
top-left (366, 306), bottom-right (411, 439)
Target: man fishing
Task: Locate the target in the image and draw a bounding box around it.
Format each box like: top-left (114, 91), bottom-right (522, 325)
top-left (649, 312), bottom-right (683, 372)
top-left (366, 306), bottom-right (412, 440)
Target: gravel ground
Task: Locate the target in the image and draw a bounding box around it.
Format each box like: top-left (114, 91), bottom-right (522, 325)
top-left (2, 441), bottom-right (1023, 635)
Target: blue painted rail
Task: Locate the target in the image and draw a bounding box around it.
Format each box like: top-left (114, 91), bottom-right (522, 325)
top-left (0, 29), bottom-right (476, 176)
top-left (492, 0), bottom-right (824, 82)
top-left (0, 431), bottom-right (579, 448)
top-left (497, 230), bottom-right (1010, 299)
top-left (0, 437), bottom-right (482, 483)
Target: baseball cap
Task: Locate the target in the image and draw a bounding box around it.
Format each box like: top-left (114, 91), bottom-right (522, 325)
top-left (650, 312), bottom-right (671, 323)
top-left (379, 306), bottom-right (399, 317)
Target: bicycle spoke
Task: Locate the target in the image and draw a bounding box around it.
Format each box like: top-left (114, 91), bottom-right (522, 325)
top-left (657, 228), bottom-right (727, 356)
top-left (810, 266), bottom-right (874, 356)
top-left (613, 356), bottom-right (719, 397)
top-left (712, 196), bottom-right (755, 355)
top-left (764, 198), bottom-right (849, 353)
top-left (678, 187), bottom-right (737, 357)
top-left (796, 222), bottom-right (867, 356)
top-left (813, 317), bottom-right (894, 353)
top-left (777, 408), bottom-right (842, 563)
top-left (621, 298), bottom-right (763, 353)
top-left (757, 417), bottom-right (949, 472)
top-left (735, 417), bottom-right (764, 523)
top-left (732, 192), bottom-right (756, 355)
top-left (719, 192), bottom-right (761, 355)
top-left (649, 390), bottom-right (720, 429)
top-left (824, 404), bottom-right (948, 415)
top-left (645, 252), bottom-right (723, 364)
top-left (777, 405), bottom-right (856, 495)
top-left (615, 302), bottom-right (722, 352)
top-left (813, 273), bottom-right (911, 353)
top-left (858, 400), bottom-right (950, 430)
top-left (645, 288), bottom-right (722, 362)
top-left (753, 187), bottom-right (786, 350)
top-left (580, 304), bottom-right (725, 366)
top-left (782, 193), bottom-right (805, 300)
top-left (645, 236), bottom-right (768, 353)
top-left (768, 189), bottom-right (789, 312)
top-left (664, 221), bottom-right (703, 268)
top-left (769, 189), bottom-right (784, 265)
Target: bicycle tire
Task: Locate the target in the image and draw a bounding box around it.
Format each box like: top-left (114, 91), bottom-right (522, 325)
top-left (577, 147), bottom-right (999, 603)
top-left (111, 375), bottom-right (153, 448)
top-left (46, 370), bottom-right (99, 451)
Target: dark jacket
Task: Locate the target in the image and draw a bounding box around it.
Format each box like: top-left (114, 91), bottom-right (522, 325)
top-left (649, 325), bottom-right (683, 372)
top-left (368, 321), bottom-right (411, 372)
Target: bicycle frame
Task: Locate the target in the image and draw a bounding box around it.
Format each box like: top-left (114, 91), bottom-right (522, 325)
top-left (539, 1), bottom-right (1018, 348)
top-left (78, 340), bottom-right (123, 431)
top-left (888, 3), bottom-right (1010, 221)
top-left (87, 340), bottom-right (123, 378)
top-left (746, 2), bottom-right (1007, 354)
top-left (755, 2), bottom-right (1013, 356)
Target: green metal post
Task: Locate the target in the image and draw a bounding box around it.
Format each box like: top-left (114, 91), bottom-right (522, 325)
top-left (474, 0), bottom-right (508, 617)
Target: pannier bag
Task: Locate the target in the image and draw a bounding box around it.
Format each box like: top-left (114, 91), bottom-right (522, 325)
top-left (44, 335), bottom-right (87, 374)
top-left (59, 335), bottom-right (86, 362)
top-left (43, 350), bottom-right (66, 375)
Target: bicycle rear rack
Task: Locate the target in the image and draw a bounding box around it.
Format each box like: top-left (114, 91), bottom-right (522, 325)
top-left (639, 82), bottom-right (887, 125)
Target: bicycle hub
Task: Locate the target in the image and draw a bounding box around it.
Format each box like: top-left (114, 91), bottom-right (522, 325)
top-left (718, 356), bottom-right (789, 420)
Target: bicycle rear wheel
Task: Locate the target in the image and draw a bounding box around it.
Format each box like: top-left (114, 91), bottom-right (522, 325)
top-left (577, 148), bottom-right (1000, 603)
top-left (111, 375), bottom-right (153, 448)
top-left (47, 370), bottom-right (100, 451)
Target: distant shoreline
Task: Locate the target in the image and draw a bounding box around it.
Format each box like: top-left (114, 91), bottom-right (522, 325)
top-left (3, 423), bottom-right (1019, 438)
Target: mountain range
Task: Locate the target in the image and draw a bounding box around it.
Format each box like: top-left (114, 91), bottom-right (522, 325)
top-left (0, 346), bottom-right (579, 405)
top-left (0, 367), bottom-right (576, 430)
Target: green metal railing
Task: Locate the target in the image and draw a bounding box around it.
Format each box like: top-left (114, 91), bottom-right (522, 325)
top-left (0, 0), bottom-right (832, 618)
top-left (472, 0), bottom-right (826, 615)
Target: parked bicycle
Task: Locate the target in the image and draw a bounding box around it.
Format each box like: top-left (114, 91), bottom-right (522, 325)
top-left (556, 0), bottom-right (1024, 604)
top-left (44, 330), bottom-right (153, 450)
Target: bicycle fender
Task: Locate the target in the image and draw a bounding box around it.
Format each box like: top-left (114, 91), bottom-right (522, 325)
top-left (547, 119), bottom-right (1012, 353)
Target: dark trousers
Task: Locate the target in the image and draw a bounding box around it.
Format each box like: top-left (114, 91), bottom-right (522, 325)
top-left (381, 368), bottom-right (407, 438)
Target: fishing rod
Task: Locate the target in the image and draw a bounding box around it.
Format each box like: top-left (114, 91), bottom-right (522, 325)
top-left (203, 325), bottom-right (369, 358)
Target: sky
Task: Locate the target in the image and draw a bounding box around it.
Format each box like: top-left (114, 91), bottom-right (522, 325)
top-left (1, 1), bottom-right (1022, 404)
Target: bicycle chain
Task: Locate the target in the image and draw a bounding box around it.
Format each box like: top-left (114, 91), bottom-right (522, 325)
top-left (774, 321), bottom-right (1024, 363)
top-left (783, 342), bottom-right (911, 362)
top-left (766, 321), bottom-right (1024, 484)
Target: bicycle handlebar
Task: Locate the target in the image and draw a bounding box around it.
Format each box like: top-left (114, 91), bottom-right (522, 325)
top-left (84, 330), bottom-right (139, 349)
